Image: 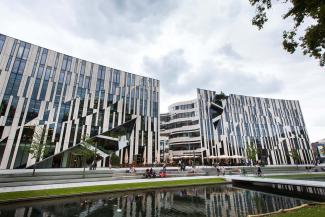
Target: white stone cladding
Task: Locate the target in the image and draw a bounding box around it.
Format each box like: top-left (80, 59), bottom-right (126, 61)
top-left (0, 33), bottom-right (159, 169)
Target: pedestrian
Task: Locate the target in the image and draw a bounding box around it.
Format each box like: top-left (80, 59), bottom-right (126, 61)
top-left (90, 160), bottom-right (96, 170)
top-left (241, 168), bottom-right (247, 176)
top-left (216, 166), bottom-right (220, 176)
top-left (182, 162), bottom-right (186, 171)
top-left (257, 165), bottom-right (262, 177)
top-left (109, 158), bottom-right (112, 169)
top-left (163, 163), bottom-right (167, 173)
top-left (145, 169), bottom-right (150, 178)
top-left (131, 166), bottom-right (136, 174)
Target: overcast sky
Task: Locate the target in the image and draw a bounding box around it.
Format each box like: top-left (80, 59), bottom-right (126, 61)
top-left (0, 0), bottom-right (324, 141)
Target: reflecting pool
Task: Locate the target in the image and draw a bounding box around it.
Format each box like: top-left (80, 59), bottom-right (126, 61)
top-left (0, 184), bottom-right (308, 217)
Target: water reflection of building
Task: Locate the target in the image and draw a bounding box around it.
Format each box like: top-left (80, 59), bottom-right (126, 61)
top-left (205, 186), bottom-right (303, 217)
top-left (2, 186), bottom-right (305, 217)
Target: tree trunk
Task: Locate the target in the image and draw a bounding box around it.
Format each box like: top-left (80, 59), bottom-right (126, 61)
top-left (32, 164), bottom-right (36, 176)
top-left (83, 158), bottom-right (86, 178)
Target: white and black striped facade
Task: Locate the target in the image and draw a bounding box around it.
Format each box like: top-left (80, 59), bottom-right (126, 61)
top-left (197, 88), bottom-right (314, 165)
top-left (160, 88), bottom-right (313, 165)
top-left (0, 33), bottom-right (160, 169)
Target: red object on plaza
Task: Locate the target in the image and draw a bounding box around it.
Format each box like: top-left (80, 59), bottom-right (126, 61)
top-left (159, 171), bottom-right (167, 178)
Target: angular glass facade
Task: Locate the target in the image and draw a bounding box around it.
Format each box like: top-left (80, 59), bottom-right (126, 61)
top-left (160, 89), bottom-right (314, 166)
top-left (0, 33), bottom-right (160, 169)
top-left (197, 88), bottom-right (314, 165)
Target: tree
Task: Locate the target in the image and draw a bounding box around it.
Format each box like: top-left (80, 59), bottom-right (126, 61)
top-left (289, 148), bottom-right (300, 169)
top-left (246, 142), bottom-right (257, 166)
top-left (28, 128), bottom-right (49, 176)
top-left (110, 152), bottom-right (120, 167)
top-left (75, 137), bottom-right (97, 178)
top-left (249, 0), bottom-right (325, 66)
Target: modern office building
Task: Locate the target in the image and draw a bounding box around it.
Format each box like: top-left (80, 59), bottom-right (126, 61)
top-left (161, 88), bottom-right (314, 165)
top-left (0, 33), bottom-right (160, 169)
top-left (160, 99), bottom-right (202, 163)
top-left (311, 138), bottom-right (325, 163)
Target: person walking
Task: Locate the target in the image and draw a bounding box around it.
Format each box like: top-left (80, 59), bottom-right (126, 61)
top-left (163, 163), bottom-right (167, 173)
top-left (221, 166), bottom-right (225, 176)
top-left (257, 164), bottom-right (262, 177)
top-left (216, 166), bottom-right (220, 176)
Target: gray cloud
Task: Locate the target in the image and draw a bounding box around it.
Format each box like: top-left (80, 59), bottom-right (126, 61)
top-left (143, 50), bottom-right (283, 96)
top-left (176, 0), bottom-right (244, 38)
top-left (189, 66), bottom-right (284, 96)
top-left (143, 49), bottom-right (190, 91)
top-left (69, 0), bottom-right (178, 42)
top-left (11, 0), bottom-right (178, 43)
top-left (217, 43), bottom-right (242, 59)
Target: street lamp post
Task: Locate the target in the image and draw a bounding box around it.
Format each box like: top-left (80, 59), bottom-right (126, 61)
top-left (193, 146), bottom-right (195, 167)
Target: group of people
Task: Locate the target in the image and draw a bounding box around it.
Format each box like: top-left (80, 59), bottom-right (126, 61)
top-left (144, 163), bottom-right (168, 178)
top-left (89, 160), bottom-right (265, 177)
top-left (144, 168), bottom-right (157, 178)
top-left (240, 165), bottom-right (262, 176)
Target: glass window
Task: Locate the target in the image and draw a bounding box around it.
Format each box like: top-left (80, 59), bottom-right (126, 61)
top-left (6, 40), bottom-right (17, 71)
top-left (23, 77), bottom-right (30, 96)
top-left (16, 44), bottom-right (24, 58)
top-left (66, 72), bottom-right (72, 84)
top-left (40, 49), bottom-right (48, 65)
top-left (37, 66), bottom-right (44, 78)
top-left (96, 81), bottom-right (101, 91)
top-left (80, 61), bottom-right (86, 75)
top-left (44, 67), bottom-right (51, 80)
top-left (0, 34), bottom-right (5, 54)
top-left (113, 70), bottom-right (120, 83)
top-left (78, 75), bottom-right (84, 87)
top-left (17, 60), bottom-right (26, 74)
top-left (39, 81), bottom-right (48, 100)
top-left (59, 71), bottom-right (65, 83)
top-left (54, 53), bottom-right (60, 69)
top-left (11, 60), bottom-right (20, 73)
top-left (85, 76), bottom-right (90, 89)
top-left (98, 65), bottom-right (105, 79)
top-left (62, 55), bottom-right (68, 70)
top-left (142, 77), bottom-right (147, 86)
top-left (22, 45), bottom-right (30, 60)
top-left (127, 73), bottom-right (131, 86)
top-left (66, 56), bottom-right (72, 71)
